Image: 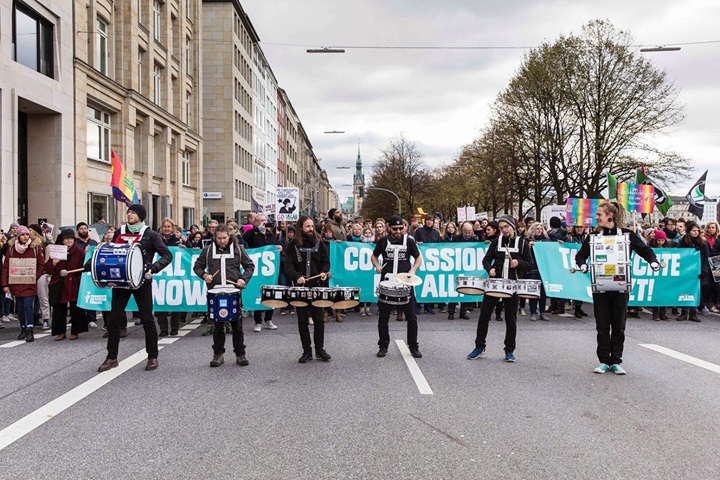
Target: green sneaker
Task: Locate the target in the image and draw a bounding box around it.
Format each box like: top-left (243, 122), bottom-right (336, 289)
top-left (593, 363), bottom-right (611, 374)
top-left (202, 324), bottom-right (215, 336)
top-left (610, 364), bottom-right (626, 375)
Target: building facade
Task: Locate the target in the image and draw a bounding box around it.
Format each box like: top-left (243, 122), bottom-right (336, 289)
top-left (1, 0), bottom-right (75, 228)
top-left (74, 0), bottom-right (203, 230)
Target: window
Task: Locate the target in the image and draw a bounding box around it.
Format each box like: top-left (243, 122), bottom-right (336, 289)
top-left (154, 64), bottom-right (161, 104)
top-left (87, 106), bottom-right (111, 162)
top-left (185, 36), bottom-right (191, 73)
top-left (137, 0), bottom-right (143, 22)
top-left (137, 49), bottom-right (143, 93)
top-left (12, 3), bottom-right (54, 77)
top-left (185, 91), bottom-right (191, 125)
top-left (96, 17), bottom-right (108, 75)
top-left (88, 193), bottom-right (116, 224)
top-left (181, 151), bottom-right (191, 186)
top-left (183, 207), bottom-right (194, 228)
top-left (153, 0), bottom-right (161, 41)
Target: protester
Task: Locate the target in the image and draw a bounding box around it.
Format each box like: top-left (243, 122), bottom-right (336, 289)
top-left (676, 221), bottom-right (710, 322)
top-left (45, 229), bottom-right (88, 340)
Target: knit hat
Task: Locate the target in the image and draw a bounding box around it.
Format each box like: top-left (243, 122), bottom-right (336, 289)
top-left (28, 224), bottom-right (43, 236)
top-left (16, 226), bottom-right (30, 236)
top-left (9, 222), bottom-right (19, 229)
top-left (497, 215), bottom-right (516, 231)
top-left (76, 222), bottom-right (89, 230)
top-left (127, 203), bottom-right (147, 221)
top-left (328, 208), bottom-right (338, 218)
top-left (486, 220), bottom-right (499, 230)
top-left (549, 216), bottom-right (562, 229)
top-left (387, 215), bottom-right (403, 227)
top-left (654, 230), bottom-right (667, 240)
top-left (287, 225), bottom-right (296, 233)
top-left (56, 228), bottom-right (76, 244)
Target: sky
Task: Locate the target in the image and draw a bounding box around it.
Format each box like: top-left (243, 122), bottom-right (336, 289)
top-left (241, 0), bottom-right (720, 205)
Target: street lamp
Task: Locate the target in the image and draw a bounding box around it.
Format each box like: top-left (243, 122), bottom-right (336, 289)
top-left (324, 130), bottom-right (345, 134)
top-left (307, 47), bottom-right (345, 53)
top-left (366, 187), bottom-right (401, 216)
top-left (640, 46), bottom-right (681, 52)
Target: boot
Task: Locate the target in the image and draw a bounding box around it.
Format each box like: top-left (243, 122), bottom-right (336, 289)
top-left (17, 328), bottom-right (27, 340)
top-left (574, 306), bottom-right (583, 319)
top-left (652, 313), bottom-right (660, 321)
top-left (299, 350), bottom-right (313, 363)
top-left (676, 311), bottom-right (688, 321)
top-left (689, 310), bottom-right (701, 322)
top-left (25, 327), bottom-right (34, 342)
top-left (335, 311), bottom-right (343, 322)
top-left (209, 354), bottom-right (224, 367)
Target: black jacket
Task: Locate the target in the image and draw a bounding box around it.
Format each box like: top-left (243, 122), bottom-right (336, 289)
top-left (414, 226), bottom-right (441, 243)
top-left (678, 239), bottom-right (711, 287)
top-left (575, 227), bottom-right (658, 268)
top-left (483, 234), bottom-right (534, 280)
top-left (285, 237), bottom-right (330, 288)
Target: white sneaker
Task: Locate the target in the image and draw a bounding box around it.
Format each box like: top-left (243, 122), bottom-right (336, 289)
top-left (264, 320), bottom-right (277, 330)
top-left (88, 321), bottom-right (98, 328)
top-left (711, 306), bottom-right (720, 313)
top-left (253, 323), bottom-right (262, 332)
top-left (308, 317), bottom-right (314, 325)
top-left (518, 308), bottom-right (527, 316)
top-left (2, 315), bottom-right (10, 323)
top-left (8, 314), bottom-right (18, 321)
top-left (42, 321), bottom-right (50, 330)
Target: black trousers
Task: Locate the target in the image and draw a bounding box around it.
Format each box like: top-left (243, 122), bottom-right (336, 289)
top-left (475, 294), bottom-right (518, 352)
top-left (378, 296), bottom-right (418, 349)
top-left (447, 302), bottom-right (468, 316)
top-left (213, 318), bottom-right (245, 355)
top-left (253, 309), bottom-right (273, 324)
top-left (297, 305), bottom-right (324, 351)
top-left (51, 301), bottom-right (88, 336)
top-left (157, 311), bottom-right (180, 333)
top-left (592, 291), bottom-right (628, 365)
top-left (107, 282), bottom-right (158, 360)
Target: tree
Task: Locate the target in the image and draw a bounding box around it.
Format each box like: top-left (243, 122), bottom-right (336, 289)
top-left (361, 135), bottom-right (433, 221)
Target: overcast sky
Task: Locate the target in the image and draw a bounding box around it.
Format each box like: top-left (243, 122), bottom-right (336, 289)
top-left (242, 0), bottom-right (719, 204)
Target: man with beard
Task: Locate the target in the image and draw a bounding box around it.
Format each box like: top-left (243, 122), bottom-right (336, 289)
top-left (371, 215), bottom-right (423, 359)
top-left (326, 208), bottom-right (345, 241)
top-left (75, 222), bottom-right (100, 328)
top-left (414, 215), bottom-right (441, 315)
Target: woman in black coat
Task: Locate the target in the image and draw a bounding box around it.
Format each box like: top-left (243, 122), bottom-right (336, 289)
top-left (676, 221), bottom-right (711, 322)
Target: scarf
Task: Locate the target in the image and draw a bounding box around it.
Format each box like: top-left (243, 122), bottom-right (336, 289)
top-left (127, 222), bottom-right (146, 234)
top-left (349, 234), bottom-right (362, 242)
top-left (14, 239), bottom-right (31, 254)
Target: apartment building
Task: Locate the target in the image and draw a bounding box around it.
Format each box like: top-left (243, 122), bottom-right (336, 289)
top-left (252, 47), bottom-right (278, 210)
top-left (73, 0), bottom-right (203, 229)
top-left (0, 0), bottom-right (75, 228)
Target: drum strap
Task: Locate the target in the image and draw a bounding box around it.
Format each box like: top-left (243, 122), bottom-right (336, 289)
top-left (498, 235), bottom-right (520, 279)
top-left (211, 243), bottom-right (235, 286)
top-left (385, 234), bottom-right (407, 276)
top-left (118, 225), bottom-right (148, 244)
top-left (297, 241), bottom-right (320, 278)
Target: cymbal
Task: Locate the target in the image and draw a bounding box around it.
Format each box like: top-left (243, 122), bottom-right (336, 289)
top-left (395, 273), bottom-right (422, 286)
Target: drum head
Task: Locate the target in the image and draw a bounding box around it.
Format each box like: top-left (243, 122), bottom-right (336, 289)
top-left (334, 299), bottom-right (360, 309)
top-left (127, 245), bottom-right (145, 288)
top-left (395, 273), bottom-right (422, 286)
top-left (290, 300), bottom-right (310, 307)
top-left (262, 299), bottom-right (289, 308)
top-left (209, 287), bottom-right (240, 294)
top-left (457, 287), bottom-right (485, 295)
top-left (311, 299), bottom-right (335, 308)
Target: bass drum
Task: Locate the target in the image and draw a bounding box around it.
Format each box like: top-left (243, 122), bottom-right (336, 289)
top-left (91, 243), bottom-right (146, 289)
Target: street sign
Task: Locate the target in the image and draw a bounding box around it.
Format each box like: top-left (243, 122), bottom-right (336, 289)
top-left (202, 192), bottom-right (222, 199)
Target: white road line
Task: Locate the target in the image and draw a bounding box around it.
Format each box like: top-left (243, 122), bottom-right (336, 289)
top-left (0, 347), bottom-right (162, 452)
top-left (395, 340), bottom-right (433, 395)
top-left (180, 325), bottom-right (197, 330)
top-left (158, 338), bottom-right (179, 345)
top-left (190, 318), bottom-right (204, 324)
top-left (0, 341), bottom-right (25, 349)
top-left (640, 344), bottom-right (720, 374)
top-left (34, 334), bottom-right (50, 340)
top-left (175, 330), bottom-right (192, 337)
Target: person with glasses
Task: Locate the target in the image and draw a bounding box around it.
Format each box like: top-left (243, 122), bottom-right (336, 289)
top-left (371, 215), bottom-right (423, 359)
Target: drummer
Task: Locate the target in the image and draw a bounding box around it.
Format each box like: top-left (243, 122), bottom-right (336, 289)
top-left (95, 204), bottom-right (172, 373)
top-left (371, 215), bottom-right (423, 359)
top-left (467, 215), bottom-right (534, 363)
top-left (193, 224), bottom-right (255, 368)
top-left (575, 201), bottom-right (660, 375)
top-left (285, 215), bottom-right (331, 363)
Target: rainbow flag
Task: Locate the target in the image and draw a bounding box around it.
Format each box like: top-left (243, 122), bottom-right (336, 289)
top-left (110, 150), bottom-right (140, 206)
top-left (565, 198), bottom-right (600, 227)
top-left (617, 183), bottom-right (654, 213)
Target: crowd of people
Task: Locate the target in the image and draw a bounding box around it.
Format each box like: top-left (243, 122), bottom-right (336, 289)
top-left (0, 203), bottom-right (715, 374)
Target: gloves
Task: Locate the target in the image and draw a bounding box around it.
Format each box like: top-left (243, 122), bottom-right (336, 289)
top-left (650, 262), bottom-right (660, 272)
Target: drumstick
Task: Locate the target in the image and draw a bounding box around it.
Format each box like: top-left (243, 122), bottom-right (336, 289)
top-left (60, 268), bottom-right (85, 277)
top-left (305, 272), bottom-right (330, 282)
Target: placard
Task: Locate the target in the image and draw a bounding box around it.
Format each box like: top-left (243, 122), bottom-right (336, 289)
top-left (48, 244), bottom-right (68, 260)
top-left (466, 206), bottom-right (476, 221)
top-left (456, 207), bottom-right (467, 223)
top-left (276, 187), bottom-right (299, 221)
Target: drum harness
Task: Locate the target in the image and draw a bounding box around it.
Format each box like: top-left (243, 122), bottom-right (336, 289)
top-left (296, 240), bottom-right (321, 279)
top-left (498, 234), bottom-right (521, 280)
top-left (210, 242), bottom-right (235, 287)
top-left (383, 234), bottom-right (408, 282)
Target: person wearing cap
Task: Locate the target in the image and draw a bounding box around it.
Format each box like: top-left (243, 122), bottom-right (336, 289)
top-left (95, 203), bottom-right (172, 373)
top-left (75, 222), bottom-right (98, 252)
top-left (1, 225), bottom-right (45, 342)
top-left (648, 230), bottom-right (671, 321)
top-left (467, 215), bottom-right (534, 363)
top-left (45, 229), bottom-right (88, 340)
top-left (575, 202), bottom-right (661, 375)
top-left (371, 214), bottom-right (424, 359)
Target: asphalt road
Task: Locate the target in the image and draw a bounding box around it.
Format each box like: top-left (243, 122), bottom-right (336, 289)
top-left (1, 305), bottom-right (719, 479)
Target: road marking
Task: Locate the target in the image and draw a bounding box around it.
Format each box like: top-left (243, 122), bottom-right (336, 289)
top-left (190, 318), bottom-right (204, 324)
top-left (0, 341), bottom-right (25, 349)
top-left (640, 344), bottom-right (720, 374)
top-left (0, 347), bottom-right (162, 452)
top-left (180, 325), bottom-right (196, 330)
top-left (395, 340), bottom-right (433, 395)
top-left (158, 338), bottom-right (179, 345)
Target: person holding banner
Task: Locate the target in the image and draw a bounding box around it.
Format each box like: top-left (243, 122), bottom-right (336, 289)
top-left (45, 229), bottom-right (88, 340)
top-left (285, 215), bottom-right (332, 363)
top-left (467, 216), bottom-right (534, 363)
top-left (194, 224), bottom-right (255, 367)
top-left (676, 221), bottom-right (710, 322)
top-left (371, 215), bottom-right (423, 359)
top-left (96, 204), bottom-right (172, 373)
top-left (575, 202), bottom-right (660, 375)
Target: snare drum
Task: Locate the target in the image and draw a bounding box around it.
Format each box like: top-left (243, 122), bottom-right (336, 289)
top-left (515, 279), bottom-right (541, 299)
top-left (376, 281), bottom-right (411, 305)
top-left (91, 243), bottom-right (146, 289)
top-left (207, 287), bottom-right (241, 322)
top-left (261, 285), bottom-right (289, 308)
top-left (484, 279), bottom-right (516, 298)
top-left (332, 287), bottom-right (361, 309)
top-left (589, 233), bottom-right (632, 293)
top-left (311, 287), bottom-right (337, 307)
top-left (287, 287), bottom-right (311, 307)
top-left (456, 276), bottom-right (486, 295)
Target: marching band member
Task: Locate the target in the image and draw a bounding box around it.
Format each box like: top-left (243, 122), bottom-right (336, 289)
top-left (371, 215), bottom-right (423, 359)
top-left (194, 224), bottom-right (255, 367)
top-left (96, 204), bottom-right (172, 373)
top-left (467, 215), bottom-right (534, 363)
top-left (285, 215), bottom-right (332, 363)
top-left (575, 202), bottom-right (660, 375)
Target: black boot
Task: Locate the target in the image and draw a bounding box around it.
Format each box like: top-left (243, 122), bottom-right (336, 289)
top-left (25, 327), bottom-right (34, 343)
top-left (689, 311), bottom-right (701, 322)
top-left (17, 328), bottom-right (27, 340)
top-left (299, 350), bottom-right (313, 363)
top-left (315, 349), bottom-right (331, 361)
top-left (574, 307), bottom-right (583, 319)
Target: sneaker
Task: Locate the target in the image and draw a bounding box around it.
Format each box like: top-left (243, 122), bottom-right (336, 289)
top-left (315, 349), bottom-right (331, 361)
top-left (467, 347), bottom-right (486, 360)
top-left (134, 319), bottom-right (143, 325)
top-left (210, 354), bottom-right (224, 367)
top-left (529, 313), bottom-right (538, 322)
top-left (459, 314), bottom-right (470, 320)
top-left (518, 308), bottom-right (527, 316)
top-left (265, 320), bottom-right (277, 330)
top-left (495, 314), bottom-right (502, 322)
top-left (280, 310), bottom-right (288, 315)
top-left (439, 307), bottom-right (446, 313)
top-left (202, 324), bottom-right (214, 336)
top-left (711, 306), bottom-right (720, 313)
top-left (504, 352), bottom-right (516, 362)
top-left (424, 309), bottom-right (435, 315)
top-left (1, 315), bottom-right (9, 323)
top-left (410, 347), bottom-right (422, 358)
top-left (299, 351), bottom-right (313, 363)
top-left (447, 313), bottom-right (455, 320)
top-left (236, 355), bottom-right (249, 366)
top-left (376, 347), bottom-right (388, 358)
top-left (42, 321), bottom-right (50, 330)
top-left (308, 317), bottom-right (314, 325)
top-left (253, 323), bottom-right (262, 332)
top-left (593, 363), bottom-right (611, 374)
top-left (360, 310), bottom-right (367, 317)
top-left (539, 314), bottom-right (550, 321)
top-left (610, 364), bottom-right (626, 375)
top-left (88, 321), bottom-right (97, 328)
top-left (0, 323), bottom-right (4, 329)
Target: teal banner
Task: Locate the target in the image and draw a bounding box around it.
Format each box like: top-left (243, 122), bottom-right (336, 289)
top-left (532, 243), bottom-right (701, 307)
top-left (330, 242), bottom-right (489, 303)
top-left (77, 245), bottom-right (280, 312)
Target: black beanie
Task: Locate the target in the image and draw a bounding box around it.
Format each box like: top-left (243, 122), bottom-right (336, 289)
top-left (550, 216), bottom-right (562, 229)
top-left (76, 222), bottom-right (89, 230)
top-left (56, 228), bottom-right (76, 244)
top-left (28, 224), bottom-right (44, 236)
top-left (328, 208), bottom-right (338, 218)
top-left (128, 204), bottom-right (147, 221)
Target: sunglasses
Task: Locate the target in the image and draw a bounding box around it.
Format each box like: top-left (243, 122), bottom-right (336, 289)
top-left (391, 226), bottom-right (404, 231)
